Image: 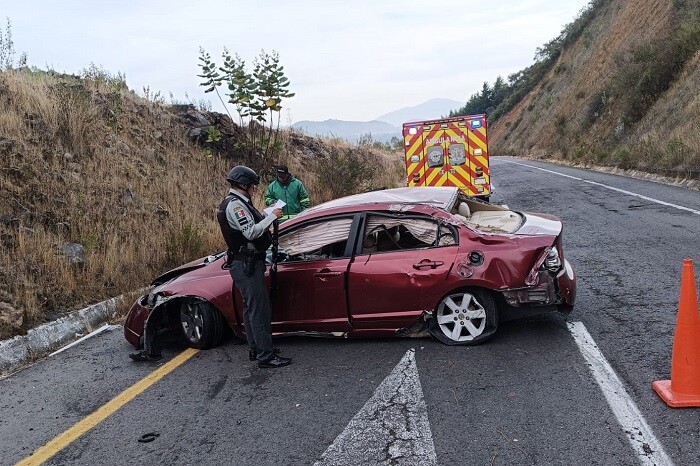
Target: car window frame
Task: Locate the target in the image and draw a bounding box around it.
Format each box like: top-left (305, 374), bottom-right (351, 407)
top-left (353, 211), bottom-right (459, 256)
top-left (276, 213), bottom-right (363, 263)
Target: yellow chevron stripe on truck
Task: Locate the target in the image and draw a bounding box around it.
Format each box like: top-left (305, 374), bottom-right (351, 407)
top-left (402, 114), bottom-right (491, 199)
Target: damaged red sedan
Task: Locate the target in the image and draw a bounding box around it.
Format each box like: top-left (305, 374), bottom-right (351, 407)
top-left (124, 187), bottom-right (576, 350)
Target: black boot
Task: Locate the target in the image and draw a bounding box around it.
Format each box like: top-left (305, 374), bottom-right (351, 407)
top-left (258, 355), bottom-right (292, 368)
top-left (249, 347), bottom-right (280, 361)
top-left (129, 350), bottom-right (163, 362)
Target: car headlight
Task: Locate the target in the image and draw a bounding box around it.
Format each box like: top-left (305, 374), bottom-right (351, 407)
top-left (544, 247), bottom-right (562, 272)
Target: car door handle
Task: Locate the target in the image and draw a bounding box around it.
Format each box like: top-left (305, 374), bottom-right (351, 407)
top-left (413, 260), bottom-right (444, 269)
top-left (314, 269), bottom-right (342, 278)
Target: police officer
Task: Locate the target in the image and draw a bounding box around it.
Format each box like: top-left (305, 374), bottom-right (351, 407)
top-left (217, 165), bottom-right (292, 368)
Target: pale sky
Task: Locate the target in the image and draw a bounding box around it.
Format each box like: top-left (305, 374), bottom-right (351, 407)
top-left (2, 0), bottom-right (589, 123)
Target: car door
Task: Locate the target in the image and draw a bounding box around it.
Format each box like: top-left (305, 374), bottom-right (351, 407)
top-left (347, 213), bottom-right (459, 329)
top-left (267, 215), bottom-right (357, 333)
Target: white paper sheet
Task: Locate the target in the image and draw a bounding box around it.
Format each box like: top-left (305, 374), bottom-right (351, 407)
top-left (263, 199), bottom-right (286, 216)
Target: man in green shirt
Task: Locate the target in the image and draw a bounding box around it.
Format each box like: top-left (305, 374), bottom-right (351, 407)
top-left (264, 165), bottom-right (311, 221)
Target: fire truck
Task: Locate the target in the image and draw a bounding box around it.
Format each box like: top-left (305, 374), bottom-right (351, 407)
top-left (403, 114), bottom-right (490, 200)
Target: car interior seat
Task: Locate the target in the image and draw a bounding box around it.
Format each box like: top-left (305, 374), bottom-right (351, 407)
top-left (376, 227), bottom-right (401, 251)
top-left (453, 202), bottom-right (471, 222)
top-left (363, 233), bottom-right (378, 253)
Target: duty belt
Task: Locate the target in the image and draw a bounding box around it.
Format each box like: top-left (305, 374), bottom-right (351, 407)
top-left (228, 251), bottom-right (266, 261)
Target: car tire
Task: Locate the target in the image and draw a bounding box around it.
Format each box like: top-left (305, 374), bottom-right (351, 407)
top-left (179, 300), bottom-right (224, 349)
top-left (429, 288), bottom-right (498, 345)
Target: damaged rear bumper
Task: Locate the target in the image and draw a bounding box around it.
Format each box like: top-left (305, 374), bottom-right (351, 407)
top-left (499, 259), bottom-right (576, 319)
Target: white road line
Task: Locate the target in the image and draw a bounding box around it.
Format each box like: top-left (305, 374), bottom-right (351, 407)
top-left (567, 322), bottom-right (673, 466)
top-left (48, 324), bottom-right (120, 357)
top-left (315, 349), bottom-right (437, 466)
top-left (505, 160), bottom-right (700, 215)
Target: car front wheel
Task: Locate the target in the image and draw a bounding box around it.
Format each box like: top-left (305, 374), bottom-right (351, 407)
top-left (429, 288), bottom-right (498, 345)
top-left (179, 300), bottom-right (224, 349)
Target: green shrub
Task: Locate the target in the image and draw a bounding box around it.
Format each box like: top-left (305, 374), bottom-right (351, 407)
top-left (586, 90), bottom-right (607, 125)
top-left (556, 116), bottom-right (567, 132)
top-left (661, 138), bottom-right (692, 170)
top-left (312, 147), bottom-right (375, 199)
top-left (166, 223), bottom-right (205, 265)
top-left (612, 149), bottom-right (633, 169)
top-left (81, 63), bottom-right (127, 92)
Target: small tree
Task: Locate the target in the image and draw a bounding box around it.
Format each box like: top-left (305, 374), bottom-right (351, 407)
top-left (253, 50), bottom-right (295, 159)
top-left (197, 47), bottom-right (294, 170)
top-left (0, 17), bottom-right (27, 71)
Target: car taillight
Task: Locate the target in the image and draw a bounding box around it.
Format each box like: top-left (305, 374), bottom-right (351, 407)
top-left (526, 246), bottom-right (562, 285)
top-left (544, 247), bottom-right (561, 271)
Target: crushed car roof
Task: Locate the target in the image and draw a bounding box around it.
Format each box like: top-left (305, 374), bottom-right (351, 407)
top-left (299, 187), bottom-right (460, 217)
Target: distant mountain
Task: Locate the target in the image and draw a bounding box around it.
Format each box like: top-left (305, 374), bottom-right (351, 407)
top-left (374, 98), bottom-right (463, 127)
top-left (291, 98), bottom-right (464, 143)
top-left (292, 119), bottom-right (399, 144)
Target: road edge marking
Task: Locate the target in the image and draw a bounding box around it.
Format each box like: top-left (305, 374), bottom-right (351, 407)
top-left (48, 324), bottom-right (120, 357)
top-left (505, 160), bottom-right (700, 215)
top-left (567, 322), bottom-right (673, 466)
top-left (16, 348), bottom-right (199, 466)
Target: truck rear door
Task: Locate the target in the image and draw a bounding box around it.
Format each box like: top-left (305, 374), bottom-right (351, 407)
top-left (403, 116), bottom-right (490, 198)
top-left (423, 120), bottom-right (471, 190)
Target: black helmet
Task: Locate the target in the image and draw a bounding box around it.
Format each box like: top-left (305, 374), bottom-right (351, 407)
top-left (226, 166), bottom-right (260, 186)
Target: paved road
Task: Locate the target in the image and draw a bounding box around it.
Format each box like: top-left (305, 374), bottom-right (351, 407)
top-left (2, 157), bottom-right (699, 465)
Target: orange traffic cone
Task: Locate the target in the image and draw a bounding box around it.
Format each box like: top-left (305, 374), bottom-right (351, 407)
top-left (652, 258), bottom-right (700, 407)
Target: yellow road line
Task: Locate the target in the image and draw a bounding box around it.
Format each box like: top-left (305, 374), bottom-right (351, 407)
top-left (16, 348), bottom-right (200, 466)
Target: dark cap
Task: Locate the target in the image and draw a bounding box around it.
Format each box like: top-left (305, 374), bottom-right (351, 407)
top-left (276, 164), bottom-right (289, 175)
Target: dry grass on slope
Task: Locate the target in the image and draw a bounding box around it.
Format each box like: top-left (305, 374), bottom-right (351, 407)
top-left (491, 0), bottom-right (699, 175)
top-left (492, 0), bottom-right (673, 152)
top-left (0, 70), bottom-right (231, 338)
top-left (0, 70), bottom-right (406, 339)
top-left (626, 51), bottom-right (700, 173)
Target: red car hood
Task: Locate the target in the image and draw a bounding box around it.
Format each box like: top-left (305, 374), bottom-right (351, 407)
top-left (151, 252), bottom-right (226, 286)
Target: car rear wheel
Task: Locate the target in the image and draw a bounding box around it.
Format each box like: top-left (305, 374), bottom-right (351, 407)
top-left (179, 300), bottom-right (224, 349)
top-left (429, 288), bottom-right (498, 345)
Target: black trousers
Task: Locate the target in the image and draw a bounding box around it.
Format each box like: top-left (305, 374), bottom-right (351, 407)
top-left (228, 259), bottom-right (274, 362)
